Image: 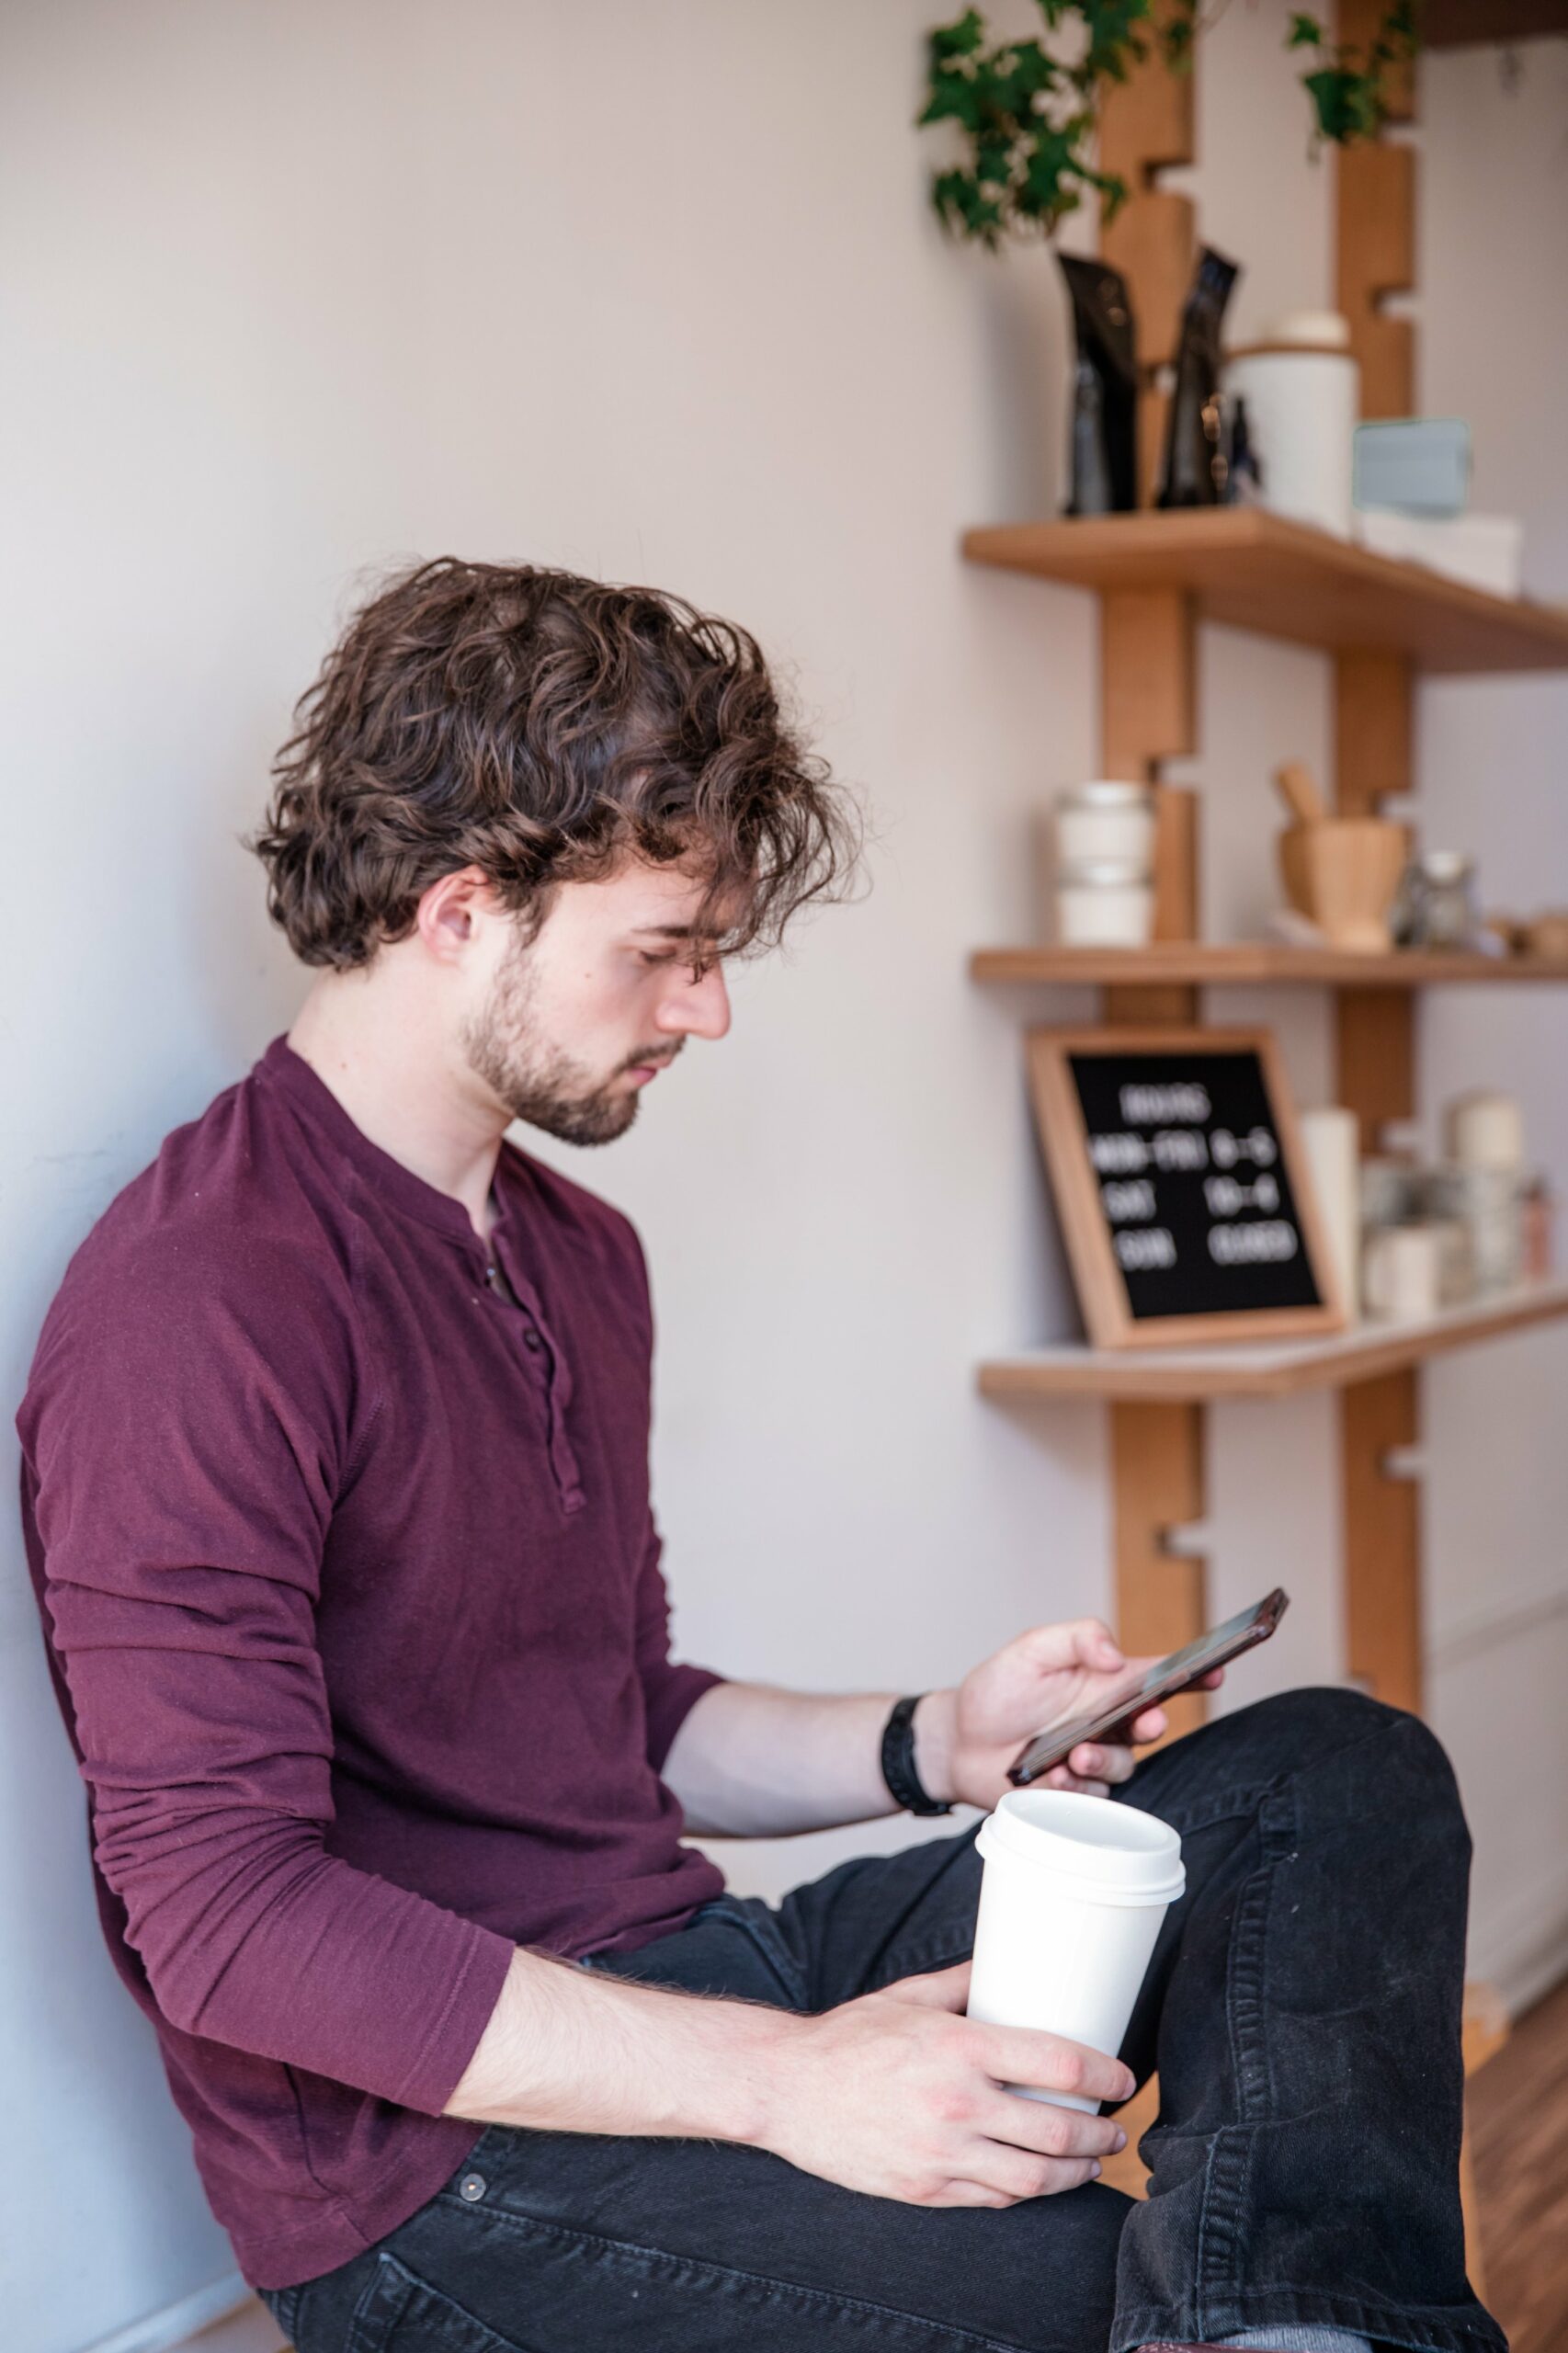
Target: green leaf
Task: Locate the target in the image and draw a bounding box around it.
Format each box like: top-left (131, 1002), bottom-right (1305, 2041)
top-left (973, 134), bottom-right (1015, 188)
top-left (919, 58), bottom-right (986, 133)
top-left (1287, 13), bottom-right (1325, 50)
top-left (931, 165), bottom-right (1006, 246)
top-left (991, 38), bottom-right (1058, 114)
top-left (1301, 63), bottom-right (1381, 142)
top-left (928, 8), bottom-right (985, 63)
top-left (1098, 170), bottom-right (1130, 222)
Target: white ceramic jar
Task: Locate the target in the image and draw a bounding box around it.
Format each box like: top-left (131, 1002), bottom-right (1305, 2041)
top-left (1056, 858), bottom-right (1155, 948)
top-left (1223, 311), bottom-right (1358, 538)
top-left (1055, 779), bottom-right (1157, 866)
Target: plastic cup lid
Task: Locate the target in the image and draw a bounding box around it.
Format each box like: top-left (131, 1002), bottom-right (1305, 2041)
top-left (977, 1789), bottom-right (1185, 1906)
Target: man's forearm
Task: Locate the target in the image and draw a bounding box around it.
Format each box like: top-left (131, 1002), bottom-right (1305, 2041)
top-left (661, 1680), bottom-right (957, 1837)
top-left (442, 1942), bottom-right (791, 2139)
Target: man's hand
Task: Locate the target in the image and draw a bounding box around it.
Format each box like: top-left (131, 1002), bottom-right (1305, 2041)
top-left (756, 1960), bottom-right (1132, 2207)
top-left (916, 1618), bottom-right (1224, 1808)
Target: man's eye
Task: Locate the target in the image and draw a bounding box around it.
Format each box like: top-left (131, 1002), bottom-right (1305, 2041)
top-left (637, 950), bottom-right (679, 970)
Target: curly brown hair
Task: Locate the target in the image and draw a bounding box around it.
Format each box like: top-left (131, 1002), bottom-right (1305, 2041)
top-left (251, 558), bottom-right (858, 970)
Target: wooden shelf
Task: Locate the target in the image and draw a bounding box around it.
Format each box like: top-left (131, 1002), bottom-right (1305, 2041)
top-left (978, 1279), bottom-right (1568, 1402)
top-left (960, 509), bottom-right (1568, 675)
top-left (1425, 0), bottom-right (1568, 44)
top-left (971, 943), bottom-right (1568, 988)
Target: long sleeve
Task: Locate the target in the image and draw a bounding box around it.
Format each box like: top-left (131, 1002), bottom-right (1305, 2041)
top-left (20, 1225), bottom-right (515, 2114)
top-left (633, 1518), bottom-right (724, 1771)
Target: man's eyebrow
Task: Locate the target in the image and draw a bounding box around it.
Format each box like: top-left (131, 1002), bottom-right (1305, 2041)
top-left (631, 922), bottom-right (720, 941)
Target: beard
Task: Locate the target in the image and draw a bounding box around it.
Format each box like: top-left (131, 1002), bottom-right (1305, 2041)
top-left (460, 933), bottom-right (680, 1147)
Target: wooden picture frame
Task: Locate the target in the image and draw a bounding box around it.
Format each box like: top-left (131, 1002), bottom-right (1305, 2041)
top-left (1027, 1025), bottom-right (1347, 1350)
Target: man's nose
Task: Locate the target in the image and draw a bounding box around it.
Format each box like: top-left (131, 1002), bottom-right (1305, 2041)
top-left (658, 961), bottom-right (731, 1041)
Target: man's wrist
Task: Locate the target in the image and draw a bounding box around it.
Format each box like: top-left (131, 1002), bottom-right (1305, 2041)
top-left (912, 1689), bottom-right (958, 1808)
top-left (713, 2002), bottom-right (805, 2149)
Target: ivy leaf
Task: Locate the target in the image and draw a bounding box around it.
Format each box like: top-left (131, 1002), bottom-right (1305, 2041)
top-left (928, 9), bottom-right (986, 63)
top-left (1018, 120), bottom-right (1085, 225)
top-left (919, 59), bottom-right (986, 132)
top-left (932, 166), bottom-right (1006, 247)
top-left (1301, 63), bottom-right (1381, 141)
top-left (973, 134), bottom-right (1015, 189)
top-left (1079, 0), bottom-right (1153, 81)
top-left (991, 38), bottom-right (1058, 116)
top-left (1287, 13), bottom-right (1325, 49)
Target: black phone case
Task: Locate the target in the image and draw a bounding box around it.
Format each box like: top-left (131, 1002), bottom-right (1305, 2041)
top-left (1007, 1586), bottom-right (1290, 1786)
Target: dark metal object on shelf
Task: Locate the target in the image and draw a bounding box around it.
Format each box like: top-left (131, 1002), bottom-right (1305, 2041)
top-left (1059, 254), bottom-right (1139, 517)
top-left (1158, 246), bottom-right (1239, 509)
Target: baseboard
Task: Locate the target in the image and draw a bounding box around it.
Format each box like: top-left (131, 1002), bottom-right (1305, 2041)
top-left (80, 2273), bottom-right (251, 2353)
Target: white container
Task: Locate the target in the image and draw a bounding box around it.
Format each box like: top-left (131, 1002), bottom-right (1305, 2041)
top-left (1352, 510), bottom-right (1523, 599)
top-left (1056, 857), bottom-right (1154, 949)
top-left (1443, 1089), bottom-right (1524, 1172)
top-left (967, 1789), bottom-right (1184, 2113)
top-left (1055, 780), bottom-right (1157, 867)
top-left (1362, 1222), bottom-right (1442, 1322)
top-left (1224, 312), bottom-right (1358, 538)
top-left (1299, 1106), bottom-right (1359, 1321)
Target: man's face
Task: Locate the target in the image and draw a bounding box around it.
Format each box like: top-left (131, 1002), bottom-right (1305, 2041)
top-left (460, 857), bottom-right (733, 1145)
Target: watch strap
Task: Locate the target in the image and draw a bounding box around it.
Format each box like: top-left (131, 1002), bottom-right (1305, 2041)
top-left (881, 1693), bottom-right (953, 1817)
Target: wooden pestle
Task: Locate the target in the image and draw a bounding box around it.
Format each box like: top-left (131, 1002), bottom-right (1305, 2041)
top-left (1273, 759), bottom-right (1328, 827)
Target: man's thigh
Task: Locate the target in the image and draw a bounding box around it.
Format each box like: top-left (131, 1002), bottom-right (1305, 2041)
top-left (768, 1820), bottom-right (987, 2008)
top-left (290, 2119), bottom-right (1130, 2353)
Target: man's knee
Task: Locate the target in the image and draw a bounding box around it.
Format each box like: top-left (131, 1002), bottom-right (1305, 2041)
top-left (1193, 1681), bottom-right (1452, 1781)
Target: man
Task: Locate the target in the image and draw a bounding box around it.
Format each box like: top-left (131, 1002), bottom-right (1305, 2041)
top-left (19, 562), bottom-right (1499, 2353)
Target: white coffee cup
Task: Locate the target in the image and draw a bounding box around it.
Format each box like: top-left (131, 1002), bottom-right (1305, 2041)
top-left (967, 1790), bottom-right (1184, 2112)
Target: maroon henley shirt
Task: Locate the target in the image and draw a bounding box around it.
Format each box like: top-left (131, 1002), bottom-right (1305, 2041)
top-left (17, 1037), bottom-right (726, 2289)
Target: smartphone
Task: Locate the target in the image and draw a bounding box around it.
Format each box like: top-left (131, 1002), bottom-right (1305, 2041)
top-left (1007, 1587), bottom-right (1290, 1787)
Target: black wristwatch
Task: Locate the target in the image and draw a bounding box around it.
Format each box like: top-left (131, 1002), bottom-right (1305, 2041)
top-left (880, 1694), bottom-right (953, 1817)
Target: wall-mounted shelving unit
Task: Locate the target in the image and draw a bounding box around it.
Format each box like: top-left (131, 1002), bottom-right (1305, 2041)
top-left (970, 6), bottom-right (1568, 1758)
top-left (963, 6), bottom-right (1562, 2277)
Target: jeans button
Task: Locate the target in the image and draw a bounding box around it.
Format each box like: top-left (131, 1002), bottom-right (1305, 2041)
top-left (459, 2171), bottom-right (486, 2202)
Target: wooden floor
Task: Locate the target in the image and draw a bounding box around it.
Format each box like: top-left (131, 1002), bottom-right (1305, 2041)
top-left (1469, 1972), bottom-right (1568, 2353)
top-left (199, 1972), bottom-right (1568, 2353)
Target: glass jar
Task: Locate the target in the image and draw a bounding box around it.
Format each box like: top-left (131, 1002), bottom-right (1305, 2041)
top-left (1395, 851), bottom-right (1482, 950)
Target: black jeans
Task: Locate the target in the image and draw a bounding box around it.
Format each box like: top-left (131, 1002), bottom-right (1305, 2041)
top-left (261, 1690), bottom-right (1506, 2353)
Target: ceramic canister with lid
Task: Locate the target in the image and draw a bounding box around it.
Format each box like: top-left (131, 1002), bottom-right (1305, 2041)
top-left (1055, 858), bottom-right (1155, 948)
top-left (1222, 310), bottom-right (1358, 537)
top-left (1055, 779), bottom-right (1157, 866)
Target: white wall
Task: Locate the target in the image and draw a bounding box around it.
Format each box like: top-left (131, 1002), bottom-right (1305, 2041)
top-left (2, 8), bottom-right (1563, 2348)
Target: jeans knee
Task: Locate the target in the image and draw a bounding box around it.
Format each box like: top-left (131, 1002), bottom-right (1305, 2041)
top-left (1233, 1680), bottom-right (1392, 1753)
top-left (1237, 1684), bottom-right (1468, 1836)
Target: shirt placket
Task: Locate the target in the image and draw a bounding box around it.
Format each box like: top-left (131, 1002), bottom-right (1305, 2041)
top-left (480, 1247), bottom-right (585, 1516)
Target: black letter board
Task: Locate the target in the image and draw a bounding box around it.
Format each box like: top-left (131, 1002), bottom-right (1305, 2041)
top-left (1027, 1027), bottom-right (1345, 1350)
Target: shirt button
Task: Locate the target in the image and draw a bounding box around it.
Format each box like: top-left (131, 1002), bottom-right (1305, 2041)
top-left (459, 2172), bottom-right (486, 2202)
top-left (522, 1328), bottom-right (542, 1351)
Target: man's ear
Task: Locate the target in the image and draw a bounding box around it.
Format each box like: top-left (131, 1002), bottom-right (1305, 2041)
top-left (413, 867), bottom-right (498, 965)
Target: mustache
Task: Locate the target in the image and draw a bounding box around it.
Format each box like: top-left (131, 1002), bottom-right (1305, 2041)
top-left (616, 1041), bottom-right (686, 1077)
